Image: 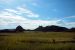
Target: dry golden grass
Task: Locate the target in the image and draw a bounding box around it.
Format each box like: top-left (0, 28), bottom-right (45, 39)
top-left (0, 32), bottom-right (75, 50)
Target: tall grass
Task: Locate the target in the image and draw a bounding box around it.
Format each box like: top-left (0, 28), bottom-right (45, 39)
top-left (0, 32), bottom-right (75, 50)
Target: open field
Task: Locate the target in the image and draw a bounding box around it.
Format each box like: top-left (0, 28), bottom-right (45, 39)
top-left (0, 32), bottom-right (75, 50)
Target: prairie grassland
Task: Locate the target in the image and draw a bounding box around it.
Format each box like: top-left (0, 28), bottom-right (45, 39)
top-left (0, 32), bottom-right (75, 50)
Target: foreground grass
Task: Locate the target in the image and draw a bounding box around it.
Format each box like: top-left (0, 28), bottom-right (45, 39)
top-left (0, 32), bottom-right (75, 50)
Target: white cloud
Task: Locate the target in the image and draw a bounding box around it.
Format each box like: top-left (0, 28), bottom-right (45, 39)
top-left (0, 7), bottom-right (75, 29)
top-left (0, 0), bottom-right (14, 4)
top-left (65, 16), bottom-right (75, 18)
top-left (0, 11), bottom-right (26, 20)
top-left (5, 9), bottom-right (18, 14)
top-left (64, 22), bottom-right (75, 28)
top-left (57, 20), bottom-right (75, 28)
top-left (0, 8), bottom-right (60, 29)
top-left (17, 7), bottom-right (39, 17)
top-left (4, 6), bottom-right (39, 18)
top-left (66, 22), bottom-right (75, 25)
top-left (0, 11), bottom-right (27, 27)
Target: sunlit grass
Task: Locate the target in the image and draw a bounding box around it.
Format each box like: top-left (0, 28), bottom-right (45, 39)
top-left (0, 32), bottom-right (75, 50)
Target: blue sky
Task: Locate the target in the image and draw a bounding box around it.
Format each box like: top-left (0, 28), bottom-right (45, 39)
top-left (0, 0), bottom-right (75, 29)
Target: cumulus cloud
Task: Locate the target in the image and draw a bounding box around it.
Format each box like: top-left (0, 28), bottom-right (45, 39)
top-left (0, 8), bottom-right (60, 29)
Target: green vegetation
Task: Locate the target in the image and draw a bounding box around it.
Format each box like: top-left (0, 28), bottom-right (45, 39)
top-left (0, 32), bottom-right (75, 50)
